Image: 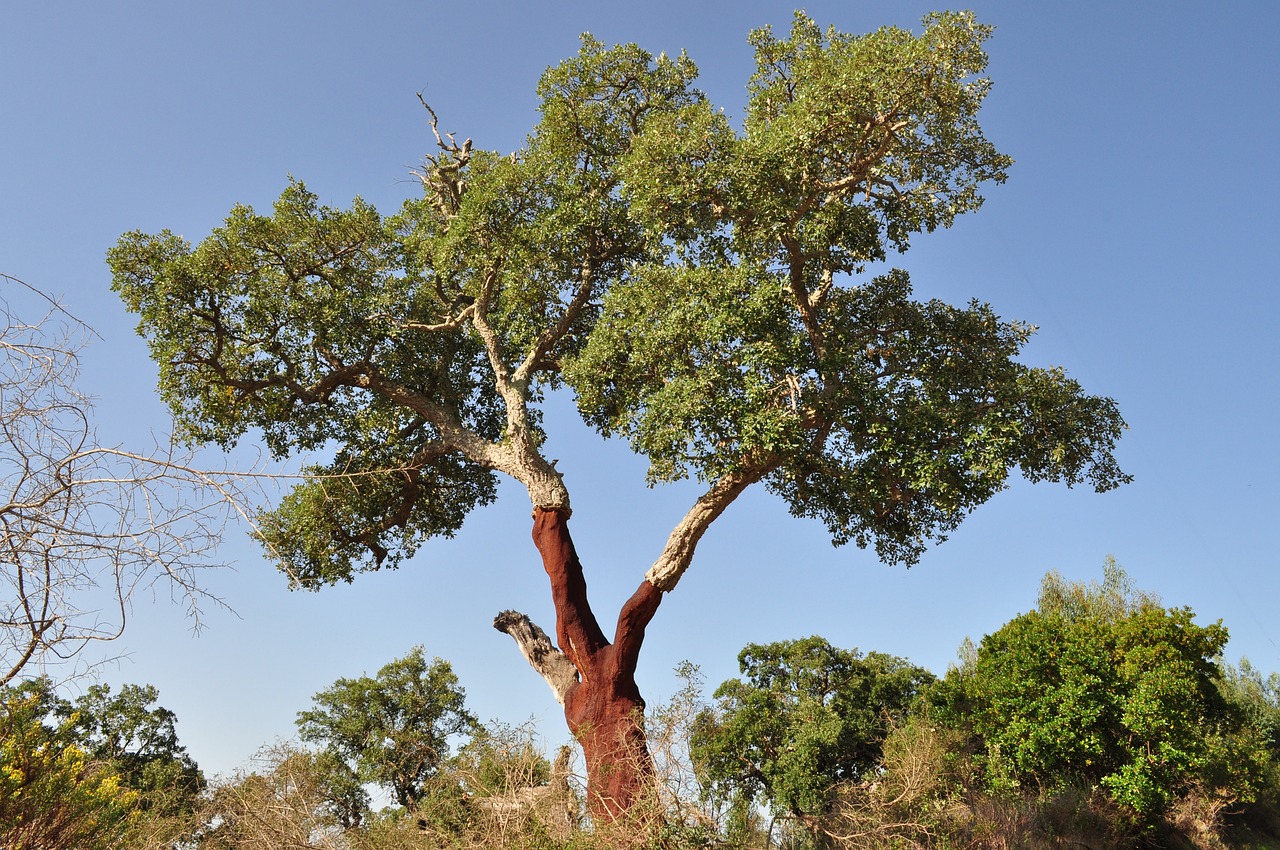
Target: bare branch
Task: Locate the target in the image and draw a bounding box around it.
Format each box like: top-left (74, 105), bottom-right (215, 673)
top-left (413, 95), bottom-right (473, 218)
top-left (0, 272), bottom-right (99, 338)
top-left (493, 609), bottom-right (580, 704)
top-left (0, 282), bottom-right (271, 686)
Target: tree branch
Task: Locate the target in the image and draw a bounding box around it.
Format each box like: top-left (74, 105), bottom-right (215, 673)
top-left (644, 463), bottom-right (774, 592)
top-left (514, 254), bottom-right (597, 386)
top-left (492, 610), bottom-right (579, 704)
top-left (611, 579), bottom-right (663, 681)
top-left (531, 508), bottom-right (607, 673)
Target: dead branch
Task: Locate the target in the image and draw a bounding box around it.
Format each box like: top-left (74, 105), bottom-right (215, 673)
top-left (492, 609), bottom-right (579, 704)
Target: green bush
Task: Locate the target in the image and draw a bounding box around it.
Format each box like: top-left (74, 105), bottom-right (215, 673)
top-left (691, 636), bottom-right (934, 839)
top-left (937, 560), bottom-right (1271, 823)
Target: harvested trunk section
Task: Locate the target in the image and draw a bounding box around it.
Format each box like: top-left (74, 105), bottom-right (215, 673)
top-left (524, 508), bottom-right (664, 820)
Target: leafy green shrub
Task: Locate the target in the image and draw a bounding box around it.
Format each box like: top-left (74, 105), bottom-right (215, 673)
top-left (692, 636), bottom-right (934, 840)
top-left (938, 560), bottom-right (1271, 824)
top-left (1, 683), bottom-right (136, 850)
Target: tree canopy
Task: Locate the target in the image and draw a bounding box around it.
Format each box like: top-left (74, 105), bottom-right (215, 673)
top-left (109, 11), bottom-right (1128, 590)
top-left (296, 647), bottom-right (477, 810)
top-left (65, 682), bottom-right (204, 817)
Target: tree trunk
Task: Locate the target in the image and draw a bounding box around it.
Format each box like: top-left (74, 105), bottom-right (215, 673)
top-left (529, 507), bottom-right (663, 821)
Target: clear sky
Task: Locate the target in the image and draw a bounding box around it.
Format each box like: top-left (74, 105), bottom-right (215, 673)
top-left (3, 1), bottom-right (1277, 781)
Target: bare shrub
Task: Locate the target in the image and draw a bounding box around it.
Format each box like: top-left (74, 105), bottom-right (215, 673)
top-left (1167, 784), bottom-right (1236, 850)
top-left (198, 743), bottom-right (356, 850)
top-left (805, 715), bottom-right (959, 849)
top-left (1, 276), bottom-right (259, 686)
top-left (449, 724), bottom-right (578, 845)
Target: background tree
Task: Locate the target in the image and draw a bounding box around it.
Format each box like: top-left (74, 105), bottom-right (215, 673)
top-left (0, 274), bottom-right (250, 687)
top-left (1218, 659), bottom-right (1280, 840)
top-left (937, 561), bottom-right (1271, 822)
top-left (296, 646), bottom-right (477, 811)
top-left (109, 11), bottom-right (1129, 819)
top-left (692, 637), bottom-right (933, 842)
top-left (64, 682), bottom-right (204, 818)
top-left (1220, 658), bottom-right (1280, 766)
top-left (0, 676), bottom-right (203, 850)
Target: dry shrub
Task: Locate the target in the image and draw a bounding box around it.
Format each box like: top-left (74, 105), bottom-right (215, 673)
top-left (200, 743), bottom-right (352, 850)
top-left (1166, 784), bottom-right (1236, 850)
top-left (643, 663), bottom-right (722, 845)
top-left (393, 724), bottom-right (583, 850)
top-left (807, 715), bottom-right (962, 849)
top-left (802, 718), bottom-right (1147, 850)
top-left (913, 785), bottom-right (1133, 850)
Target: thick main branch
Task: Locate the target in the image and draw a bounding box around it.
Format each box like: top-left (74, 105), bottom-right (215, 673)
top-left (644, 465), bottom-right (772, 591)
top-left (532, 508), bottom-right (607, 671)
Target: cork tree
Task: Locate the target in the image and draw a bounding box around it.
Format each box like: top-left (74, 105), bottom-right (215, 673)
top-left (108, 12), bottom-right (1129, 820)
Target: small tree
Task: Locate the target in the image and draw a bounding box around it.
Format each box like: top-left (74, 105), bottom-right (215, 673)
top-left (110, 12), bottom-right (1129, 818)
top-left (692, 636), bottom-right (934, 842)
top-left (296, 646), bottom-right (477, 811)
top-left (1220, 658), bottom-right (1280, 764)
top-left (940, 561), bottom-right (1270, 822)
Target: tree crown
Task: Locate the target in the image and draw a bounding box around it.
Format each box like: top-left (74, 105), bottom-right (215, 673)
top-left (109, 12), bottom-right (1128, 589)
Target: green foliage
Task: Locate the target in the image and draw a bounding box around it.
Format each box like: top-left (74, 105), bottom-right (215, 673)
top-left (0, 677), bottom-right (196, 850)
top-left (0, 692), bottom-right (134, 849)
top-left (939, 560), bottom-right (1270, 822)
top-left (1220, 658), bottom-right (1280, 763)
top-left (110, 10), bottom-right (1128, 591)
top-left (1218, 657), bottom-right (1280, 840)
top-left (296, 646), bottom-right (478, 810)
top-left (65, 682), bottom-right (204, 817)
top-left (692, 636), bottom-right (934, 823)
top-left (109, 181), bottom-right (502, 588)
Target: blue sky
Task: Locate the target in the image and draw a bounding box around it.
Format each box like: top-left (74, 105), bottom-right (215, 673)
top-left (3, 1), bottom-right (1277, 780)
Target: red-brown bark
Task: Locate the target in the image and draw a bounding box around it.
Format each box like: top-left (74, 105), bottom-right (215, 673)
top-left (531, 507), bottom-right (664, 820)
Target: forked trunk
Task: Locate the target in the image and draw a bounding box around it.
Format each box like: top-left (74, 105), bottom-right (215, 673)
top-left (530, 508), bottom-right (663, 821)
top-left (563, 645), bottom-right (654, 819)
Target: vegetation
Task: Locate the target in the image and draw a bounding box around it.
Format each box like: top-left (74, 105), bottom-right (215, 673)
top-left (936, 560), bottom-right (1270, 823)
top-left (0, 677), bottom-right (202, 850)
top-left (108, 9), bottom-right (1129, 817)
top-left (2, 566), bottom-right (1278, 848)
top-left (7, 10), bottom-right (1275, 849)
top-left (296, 647), bottom-right (478, 813)
top-left (692, 637), bottom-right (934, 840)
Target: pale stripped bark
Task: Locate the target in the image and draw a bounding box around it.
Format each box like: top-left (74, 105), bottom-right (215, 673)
top-left (492, 610), bottom-right (579, 704)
